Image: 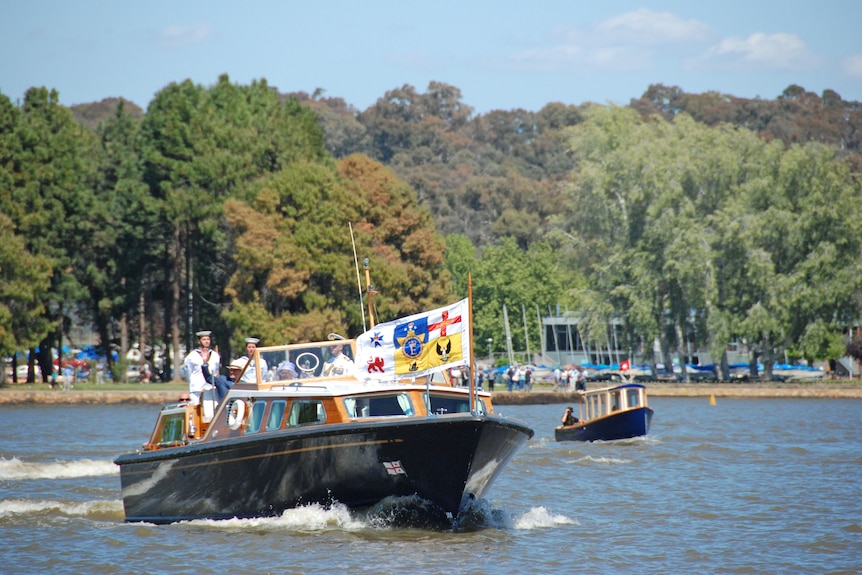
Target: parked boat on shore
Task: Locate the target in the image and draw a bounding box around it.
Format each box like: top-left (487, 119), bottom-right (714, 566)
top-left (554, 382), bottom-right (653, 442)
top-left (114, 299), bottom-right (533, 525)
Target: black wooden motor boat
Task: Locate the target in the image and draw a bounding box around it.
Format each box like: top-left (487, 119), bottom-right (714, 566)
top-left (116, 300), bottom-right (533, 524)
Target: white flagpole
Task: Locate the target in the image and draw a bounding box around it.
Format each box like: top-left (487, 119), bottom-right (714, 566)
top-left (349, 223), bottom-right (366, 333)
top-left (468, 273), bottom-right (476, 414)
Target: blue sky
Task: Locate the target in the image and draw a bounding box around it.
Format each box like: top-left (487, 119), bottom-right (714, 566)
top-left (2, 0), bottom-right (861, 114)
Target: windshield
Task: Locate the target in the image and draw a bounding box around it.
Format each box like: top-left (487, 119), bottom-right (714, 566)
top-left (247, 341), bottom-right (357, 383)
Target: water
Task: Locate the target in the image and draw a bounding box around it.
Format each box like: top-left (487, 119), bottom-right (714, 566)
top-left (1, 398), bottom-right (860, 574)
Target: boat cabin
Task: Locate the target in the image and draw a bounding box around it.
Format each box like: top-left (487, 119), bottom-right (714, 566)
top-left (578, 383), bottom-right (649, 422)
top-left (142, 339), bottom-right (491, 451)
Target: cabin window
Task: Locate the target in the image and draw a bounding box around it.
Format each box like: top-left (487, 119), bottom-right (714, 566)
top-left (626, 388), bottom-right (641, 408)
top-left (426, 394), bottom-right (486, 415)
top-left (289, 400), bottom-right (326, 426)
top-left (589, 394), bottom-right (607, 419)
top-left (158, 413), bottom-right (186, 445)
top-left (267, 400), bottom-right (286, 430)
top-left (246, 400), bottom-right (267, 434)
top-left (343, 393), bottom-right (413, 418)
top-left (610, 391), bottom-right (621, 412)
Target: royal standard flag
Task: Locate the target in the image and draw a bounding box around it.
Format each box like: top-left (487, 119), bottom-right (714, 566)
top-left (355, 298), bottom-right (471, 379)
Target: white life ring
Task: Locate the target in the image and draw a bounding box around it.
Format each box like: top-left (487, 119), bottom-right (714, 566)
top-left (227, 400), bottom-right (246, 430)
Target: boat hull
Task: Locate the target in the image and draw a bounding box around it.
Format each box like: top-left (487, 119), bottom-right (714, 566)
top-left (555, 406), bottom-right (653, 442)
top-left (115, 414), bottom-right (532, 524)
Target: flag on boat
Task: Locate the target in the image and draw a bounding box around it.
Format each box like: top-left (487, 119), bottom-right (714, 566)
top-left (620, 359), bottom-right (631, 371)
top-left (355, 298), bottom-right (471, 378)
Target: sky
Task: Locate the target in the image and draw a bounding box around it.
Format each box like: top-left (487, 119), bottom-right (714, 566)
top-left (2, 0), bottom-right (861, 114)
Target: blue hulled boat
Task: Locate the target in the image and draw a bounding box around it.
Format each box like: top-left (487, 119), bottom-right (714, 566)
top-left (555, 383), bottom-right (653, 442)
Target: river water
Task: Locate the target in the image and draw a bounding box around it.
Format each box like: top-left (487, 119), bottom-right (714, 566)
top-left (1, 397), bottom-right (860, 574)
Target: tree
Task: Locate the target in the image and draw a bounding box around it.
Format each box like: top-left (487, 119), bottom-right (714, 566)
top-left (83, 100), bottom-right (156, 377)
top-left (138, 75), bottom-right (329, 376)
top-left (559, 103), bottom-right (862, 378)
top-left (0, 214), bottom-right (52, 382)
top-left (444, 235), bottom-right (568, 361)
top-left (0, 88), bottom-right (99, 381)
top-left (223, 154), bottom-right (452, 345)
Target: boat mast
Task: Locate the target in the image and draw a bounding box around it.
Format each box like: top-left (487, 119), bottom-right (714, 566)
top-left (349, 223), bottom-right (367, 333)
top-left (364, 258), bottom-right (375, 328)
top-left (468, 273), bottom-right (476, 413)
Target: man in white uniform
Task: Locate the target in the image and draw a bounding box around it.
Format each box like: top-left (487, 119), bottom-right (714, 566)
top-left (238, 337), bottom-right (268, 383)
top-left (183, 330), bottom-right (221, 406)
top-left (323, 334), bottom-right (355, 377)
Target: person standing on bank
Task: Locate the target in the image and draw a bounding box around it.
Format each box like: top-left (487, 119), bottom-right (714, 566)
top-left (238, 337), bottom-right (267, 383)
top-left (183, 330), bottom-right (221, 406)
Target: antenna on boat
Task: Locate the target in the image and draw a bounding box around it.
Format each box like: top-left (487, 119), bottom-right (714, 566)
top-left (349, 223), bottom-right (367, 333)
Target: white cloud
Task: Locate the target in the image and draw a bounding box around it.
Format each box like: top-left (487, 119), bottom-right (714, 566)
top-left (597, 8), bottom-right (713, 45)
top-left (843, 54), bottom-right (862, 79)
top-left (694, 32), bottom-right (813, 71)
top-left (510, 9), bottom-right (711, 73)
top-left (157, 23), bottom-right (214, 48)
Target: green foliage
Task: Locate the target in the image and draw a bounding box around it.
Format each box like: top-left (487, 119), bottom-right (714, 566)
top-left (444, 235), bottom-right (570, 358)
top-left (0, 214), bottom-right (53, 358)
top-left (4, 76), bottom-right (862, 375)
top-left (0, 88), bottom-right (99, 371)
top-left (558, 104), bottom-right (862, 369)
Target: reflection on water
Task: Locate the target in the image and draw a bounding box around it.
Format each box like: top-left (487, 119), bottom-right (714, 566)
top-left (1, 398), bottom-right (860, 574)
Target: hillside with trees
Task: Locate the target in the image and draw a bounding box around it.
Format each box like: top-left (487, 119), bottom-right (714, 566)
top-left (3, 77), bottom-right (861, 383)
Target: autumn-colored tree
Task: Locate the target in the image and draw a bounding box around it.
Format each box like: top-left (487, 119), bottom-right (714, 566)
top-left (223, 154), bottom-right (452, 345)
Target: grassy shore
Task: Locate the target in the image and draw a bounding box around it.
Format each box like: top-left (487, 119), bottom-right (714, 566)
top-left (2, 379), bottom-right (861, 405)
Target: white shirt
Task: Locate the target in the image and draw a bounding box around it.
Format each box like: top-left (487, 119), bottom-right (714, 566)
top-left (323, 352), bottom-right (355, 377)
top-left (238, 355), bottom-right (268, 383)
top-left (183, 348), bottom-right (221, 393)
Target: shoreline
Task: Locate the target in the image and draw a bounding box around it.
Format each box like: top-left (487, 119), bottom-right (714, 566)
top-left (1, 381), bottom-right (861, 405)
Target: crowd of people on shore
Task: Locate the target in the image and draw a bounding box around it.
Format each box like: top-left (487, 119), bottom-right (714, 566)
top-left (445, 363), bottom-right (589, 393)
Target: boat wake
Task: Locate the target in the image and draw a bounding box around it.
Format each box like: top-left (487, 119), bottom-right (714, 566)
top-left (512, 506), bottom-right (577, 530)
top-left (174, 498), bottom-right (574, 533)
top-left (183, 502), bottom-right (366, 531)
top-left (572, 455), bottom-right (632, 465)
top-left (0, 456), bottom-right (118, 480)
top-left (456, 499), bottom-right (576, 531)
top-left (0, 498), bottom-right (124, 520)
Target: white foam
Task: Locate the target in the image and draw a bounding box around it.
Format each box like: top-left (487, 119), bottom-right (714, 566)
top-left (183, 502), bottom-right (366, 531)
top-left (0, 456), bottom-right (118, 480)
top-left (513, 506), bottom-right (577, 529)
top-left (575, 455), bottom-right (631, 465)
top-left (0, 498), bottom-right (123, 517)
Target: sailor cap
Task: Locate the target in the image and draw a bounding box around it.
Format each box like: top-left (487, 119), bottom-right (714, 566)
top-left (245, 337), bottom-right (260, 344)
top-left (196, 330), bottom-right (212, 338)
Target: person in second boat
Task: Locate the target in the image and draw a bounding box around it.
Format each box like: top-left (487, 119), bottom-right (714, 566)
top-left (561, 406), bottom-right (581, 427)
